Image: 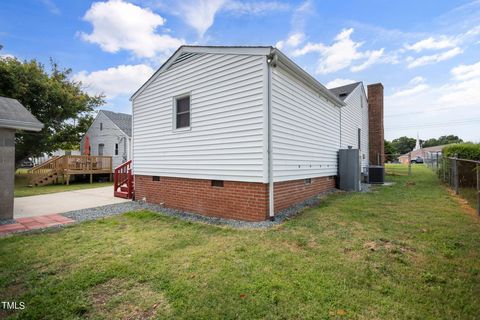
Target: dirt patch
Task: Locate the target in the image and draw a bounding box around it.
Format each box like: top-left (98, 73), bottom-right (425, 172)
top-left (364, 239), bottom-right (415, 254)
top-left (87, 279), bottom-right (171, 319)
top-left (0, 282), bottom-right (25, 319)
top-left (447, 188), bottom-right (479, 219)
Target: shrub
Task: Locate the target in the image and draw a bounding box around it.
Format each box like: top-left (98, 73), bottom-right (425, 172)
top-left (442, 143), bottom-right (480, 161)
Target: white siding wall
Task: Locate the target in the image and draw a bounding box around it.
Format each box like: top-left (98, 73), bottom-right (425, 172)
top-left (340, 84), bottom-right (369, 171)
top-left (132, 53), bottom-right (267, 182)
top-left (80, 112), bottom-right (130, 169)
top-left (271, 66), bottom-right (341, 182)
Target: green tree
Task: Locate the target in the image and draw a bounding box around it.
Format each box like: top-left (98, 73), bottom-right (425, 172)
top-left (0, 54), bottom-right (104, 165)
top-left (422, 135), bottom-right (463, 147)
top-left (391, 136), bottom-right (416, 155)
top-left (384, 140), bottom-right (399, 162)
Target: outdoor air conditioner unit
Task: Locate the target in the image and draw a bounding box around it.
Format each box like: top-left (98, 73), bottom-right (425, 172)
top-left (368, 166), bottom-right (384, 184)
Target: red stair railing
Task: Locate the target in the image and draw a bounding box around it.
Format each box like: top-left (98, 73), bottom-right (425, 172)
top-left (114, 160), bottom-right (134, 199)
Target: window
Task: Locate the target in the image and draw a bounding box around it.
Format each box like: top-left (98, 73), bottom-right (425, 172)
top-left (304, 178), bottom-right (312, 185)
top-left (211, 180), bottom-right (224, 187)
top-left (98, 143), bottom-right (104, 156)
top-left (100, 123), bottom-right (103, 131)
top-left (175, 95), bottom-right (190, 129)
top-left (152, 176), bottom-right (160, 182)
top-left (358, 128), bottom-right (361, 150)
top-left (115, 143), bottom-right (119, 156)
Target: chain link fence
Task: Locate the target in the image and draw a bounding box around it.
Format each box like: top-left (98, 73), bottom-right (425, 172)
top-left (382, 153), bottom-right (412, 176)
top-left (432, 153), bottom-right (480, 215)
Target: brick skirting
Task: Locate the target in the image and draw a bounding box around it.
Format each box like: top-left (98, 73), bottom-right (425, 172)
top-left (135, 175), bottom-right (336, 221)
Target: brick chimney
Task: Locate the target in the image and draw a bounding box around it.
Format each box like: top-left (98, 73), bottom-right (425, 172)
top-left (367, 83), bottom-right (384, 166)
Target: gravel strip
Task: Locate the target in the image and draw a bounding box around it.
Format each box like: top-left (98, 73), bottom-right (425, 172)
top-left (0, 218), bottom-right (17, 225)
top-left (60, 189), bottom-right (341, 229)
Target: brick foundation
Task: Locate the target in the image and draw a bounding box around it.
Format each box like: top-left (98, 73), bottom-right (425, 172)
top-left (274, 176), bottom-right (336, 213)
top-left (135, 175), bottom-right (336, 221)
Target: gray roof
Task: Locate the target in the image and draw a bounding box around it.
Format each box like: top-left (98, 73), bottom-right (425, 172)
top-left (329, 82), bottom-right (361, 101)
top-left (101, 110), bottom-right (132, 137)
top-left (0, 96), bottom-right (43, 131)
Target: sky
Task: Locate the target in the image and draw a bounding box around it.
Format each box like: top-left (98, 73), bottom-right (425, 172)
top-left (1, 0), bottom-right (479, 142)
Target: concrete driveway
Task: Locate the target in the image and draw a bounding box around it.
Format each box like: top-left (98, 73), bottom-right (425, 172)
top-left (14, 186), bottom-right (131, 218)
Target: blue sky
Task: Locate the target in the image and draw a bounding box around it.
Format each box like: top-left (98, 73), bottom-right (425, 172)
top-left (1, 0), bottom-right (480, 142)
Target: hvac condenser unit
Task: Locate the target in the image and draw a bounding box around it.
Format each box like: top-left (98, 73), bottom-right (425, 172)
top-left (368, 166), bottom-right (384, 184)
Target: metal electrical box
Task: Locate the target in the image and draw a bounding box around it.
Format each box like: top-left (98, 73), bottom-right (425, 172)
top-left (338, 148), bottom-right (361, 191)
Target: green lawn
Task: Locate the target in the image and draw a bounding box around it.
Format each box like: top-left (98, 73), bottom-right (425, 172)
top-left (1, 166), bottom-right (480, 319)
top-left (14, 169), bottom-right (113, 197)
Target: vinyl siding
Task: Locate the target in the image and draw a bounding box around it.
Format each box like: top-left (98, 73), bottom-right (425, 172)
top-left (80, 112), bottom-right (130, 169)
top-left (132, 53), bottom-right (266, 182)
top-left (271, 66), bottom-right (341, 182)
top-left (340, 84), bottom-right (369, 172)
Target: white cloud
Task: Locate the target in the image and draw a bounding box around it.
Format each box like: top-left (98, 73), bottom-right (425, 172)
top-left (224, 1), bottom-right (289, 15)
top-left (405, 36), bottom-right (457, 52)
top-left (451, 60), bottom-right (480, 80)
top-left (385, 61), bottom-right (480, 140)
top-left (391, 84), bottom-right (429, 98)
top-left (325, 78), bottom-right (357, 89)
top-left (73, 64), bottom-right (154, 99)
top-left (79, 0), bottom-right (184, 58)
top-left (409, 76), bottom-right (426, 85)
top-left (177, 0), bottom-right (226, 38)
top-left (407, 47), bottom-right (462, 68)
top-left (41, 0), bottom-right (61, 15)
top-left (0, 53), bottom-right (15, 59)
top-left (168, 0), bottom-right (288, 38)
top-left (292, 28), bottom-right (388, 74)
top-left (276, 32), bottom-right (305, 50)
top-left (350, 48), bottom-right (384, 72)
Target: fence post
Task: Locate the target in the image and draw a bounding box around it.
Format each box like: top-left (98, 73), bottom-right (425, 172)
top-left (453, 158), bottom-right (459, 195)
top-left (477, 163), bottom-right (479, 215)
top-left (436, 152), bottom-right (439, 174)
top-left (408, 153), bottom-right (411, 176)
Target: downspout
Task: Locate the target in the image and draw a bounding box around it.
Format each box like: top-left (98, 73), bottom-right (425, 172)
top-left (267, 52), bottom-right (277, 221)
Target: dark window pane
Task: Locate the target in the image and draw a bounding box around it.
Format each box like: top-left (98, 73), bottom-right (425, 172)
top-left (177, 96), bottom-right (190, 113)
top-left (176, 113), bottom-right (190, 128)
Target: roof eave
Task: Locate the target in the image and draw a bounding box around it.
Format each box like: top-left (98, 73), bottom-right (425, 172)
top-left (0, 119), bottom-right (43, 132)
top-left (272, 49), bottom-right (346, 107)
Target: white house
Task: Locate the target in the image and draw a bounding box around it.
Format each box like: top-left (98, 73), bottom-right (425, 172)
top-left (80, 110), bottom-right (132, 169)
top-left (330, 82), bottom-right (370, 172)
top-left (130, 46), bottom-right (383, 221)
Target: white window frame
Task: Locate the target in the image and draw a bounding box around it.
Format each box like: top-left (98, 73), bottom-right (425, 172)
top-left (172, 93), bottom-right (192, 132)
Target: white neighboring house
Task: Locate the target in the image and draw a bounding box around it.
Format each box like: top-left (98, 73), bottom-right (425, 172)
top-left (80, 110), bottom-right (132, 169)
top-left (130, 46), bottom-right (380, 221)
top-left (330, 82), bottom-right (369, 172)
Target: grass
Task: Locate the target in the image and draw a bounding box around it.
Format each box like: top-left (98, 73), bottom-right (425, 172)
top-left (14, 169), bottom-right (113, 197)
top-left (1, 166), bottom-right (480, 319)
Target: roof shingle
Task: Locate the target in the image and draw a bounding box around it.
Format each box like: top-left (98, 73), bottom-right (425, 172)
top-left (101, 110), bottom-right (132, 137)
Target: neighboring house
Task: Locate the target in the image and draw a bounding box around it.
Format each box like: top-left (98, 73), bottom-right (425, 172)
top-left (130, 46), bottom-right (383, 221)
top-left (330, 82), bottom-right (369, 172)
top-left (80, 110), bottom-right (132, 169)
top-left (0, 97), bottom-right (43, 219)
top-left (398, 145), bottom-right (448, 164)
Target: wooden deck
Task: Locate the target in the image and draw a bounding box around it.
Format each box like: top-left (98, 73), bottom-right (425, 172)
top-left (28, 155), bottom-right (113, 186)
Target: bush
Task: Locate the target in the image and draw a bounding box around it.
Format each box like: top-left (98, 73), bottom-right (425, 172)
top-left (442, 143), bottom-right (480, 161)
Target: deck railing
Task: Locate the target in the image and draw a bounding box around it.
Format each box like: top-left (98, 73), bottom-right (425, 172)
top-left (28, 155), bottom-right (113, 185)
top-left (114, 160), bottom-right (133, 199)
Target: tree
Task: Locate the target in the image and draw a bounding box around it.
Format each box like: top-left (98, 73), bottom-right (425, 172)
top-left (384, 140), bottom-right (398, 162)
top-left (422, 135), bottom-right (463, 147)
top-left (0, 54), bottom-right (104, 165)
top-left (391, 136), bottom-right (416, 155)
